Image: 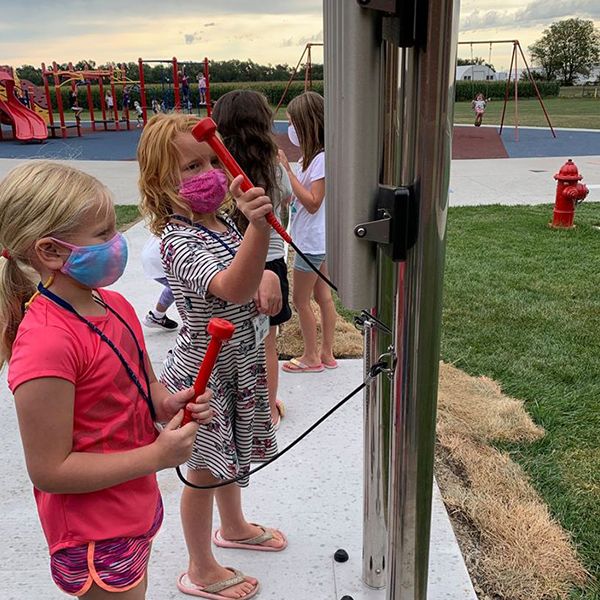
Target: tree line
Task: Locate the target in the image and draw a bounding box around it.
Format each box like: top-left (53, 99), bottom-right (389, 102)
top-left (14, 59), bottom-right (323, 87)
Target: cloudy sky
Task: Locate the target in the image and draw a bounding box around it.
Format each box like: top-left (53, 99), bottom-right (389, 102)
top-left (0, 0), bottom-right (598, 73)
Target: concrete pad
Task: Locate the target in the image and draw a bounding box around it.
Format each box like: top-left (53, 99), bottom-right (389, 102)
top-left (0, 220), bottom-right (476, 599)
top-left (449, 155), bottom-right (600, 206)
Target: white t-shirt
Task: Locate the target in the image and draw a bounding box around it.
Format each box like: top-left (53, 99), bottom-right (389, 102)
top-left (141, 235), bottom-right (166, 279)
top-left (290, 151), bottom-right (326, 255)
top-left (266, 163), bottom-right (293, 262)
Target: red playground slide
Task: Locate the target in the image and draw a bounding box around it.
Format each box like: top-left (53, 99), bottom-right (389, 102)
top-left (0, 71), bottom-right (47, 141)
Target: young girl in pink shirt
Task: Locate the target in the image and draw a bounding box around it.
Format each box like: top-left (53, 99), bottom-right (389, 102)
top-left (0, 161), bottom-right (215, 599)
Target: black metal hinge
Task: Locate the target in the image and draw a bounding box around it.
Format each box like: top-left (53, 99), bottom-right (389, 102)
top-left (354, 184), bottom-right (419, 262)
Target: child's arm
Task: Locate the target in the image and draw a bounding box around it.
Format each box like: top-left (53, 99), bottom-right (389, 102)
top-left (208, 176), bottom-right (273, 304)
top-left (254, 270), bottom-right (282, 316)
top-left (279, 149), bottom-right (325, 214)
top-left (144, 357), bottom-right (214, 423)
top-left (14, 377), bottom-right (202, 494)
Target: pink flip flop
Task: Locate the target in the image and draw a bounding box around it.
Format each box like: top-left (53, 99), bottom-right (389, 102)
top-left (281, 358), bottom-right (324, 373)
top-left (322, 359), bottom-right (338, 369)
top-left (213, 524), bottom-right (288, 552)
top-left (177, 569), bottom-right (259, 599)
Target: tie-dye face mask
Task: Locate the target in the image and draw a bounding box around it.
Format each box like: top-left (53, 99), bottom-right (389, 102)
top-left (51, 233), bottom-right (128, 289)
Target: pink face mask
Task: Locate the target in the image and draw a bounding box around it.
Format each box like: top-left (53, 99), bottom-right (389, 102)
top-left (179, 169), bottom-right (228, 214)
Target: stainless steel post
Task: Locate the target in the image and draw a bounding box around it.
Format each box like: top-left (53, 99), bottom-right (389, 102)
top-left (323, 2), bottom-right (390, 589)
top-left (386, 0), bottom-right (459, 597)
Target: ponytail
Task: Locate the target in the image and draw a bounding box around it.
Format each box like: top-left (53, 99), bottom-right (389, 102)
top-left (0, 256), bottom-right (36, 367)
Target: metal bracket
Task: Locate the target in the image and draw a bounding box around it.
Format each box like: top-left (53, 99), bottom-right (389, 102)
top-left (356, 0), bottom-right (426, 48)
top-left (354, 184), bottom-right (419, 262)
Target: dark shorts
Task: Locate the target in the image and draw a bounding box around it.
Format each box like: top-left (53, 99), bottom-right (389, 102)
top-left (265, 257), bottom-right (292, 327)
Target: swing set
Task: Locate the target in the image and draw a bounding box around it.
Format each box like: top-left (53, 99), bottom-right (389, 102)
top-left (274, 43), bottom-right (323, 115)
top-left (457, 39), bottom-right (556, 139)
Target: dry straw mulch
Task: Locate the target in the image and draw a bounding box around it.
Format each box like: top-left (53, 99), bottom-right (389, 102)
top-left (436, 362), bottom-right (589, 600)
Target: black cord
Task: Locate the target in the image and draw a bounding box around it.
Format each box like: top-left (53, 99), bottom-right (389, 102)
top-left (289, 239), bottom-right (338, 292)
top-left (175, 360), bottom-right (388, 489)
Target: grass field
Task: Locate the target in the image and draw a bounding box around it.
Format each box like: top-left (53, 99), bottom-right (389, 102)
top-left (115, 205), bottom-right (141, 229)
top-left (441, 202), bottom-right (600, 598)
top-left (453, 97), bottom-right (600, 129)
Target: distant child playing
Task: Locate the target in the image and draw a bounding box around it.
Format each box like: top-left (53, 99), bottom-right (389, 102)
top-left (138, 113), bottom-right (287, 600)
top-left (212, 89), bottom-right (293, 429)
top-left (279, 91), bottom-right (339, 374)
top-left (472, 92), bottom-right (487, 127)
top-left (0, 161), bottom-right (213, 599)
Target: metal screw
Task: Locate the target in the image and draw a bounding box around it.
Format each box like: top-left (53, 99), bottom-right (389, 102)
top-left (355, 226), bottom-right (366, 238)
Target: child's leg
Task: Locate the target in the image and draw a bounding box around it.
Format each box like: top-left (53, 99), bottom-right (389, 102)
top-left (155, 279), bottom-right (175, 313)
top-left (313, 261), bottom-right (338, 365)
top-left (180, 469), bottom-right (258, 598)
top-left (291, 268), bottom-right (321, 366)
top-left (81, 575), bottom-right (147, 599)
top-left (264, 326), bottom-right (280, 423)
top-left (215, 483), bottom-right (286, 549)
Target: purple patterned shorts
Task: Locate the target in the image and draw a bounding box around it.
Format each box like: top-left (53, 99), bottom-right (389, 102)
top-left (50, 500), bottom-right (163, 596)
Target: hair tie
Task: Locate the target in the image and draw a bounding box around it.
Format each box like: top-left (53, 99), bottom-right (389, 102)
top-left (1, 248), bottom-right (11, 260)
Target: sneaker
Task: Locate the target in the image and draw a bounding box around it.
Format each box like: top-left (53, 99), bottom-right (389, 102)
top-left (143, 311), bottom-right (178, 330)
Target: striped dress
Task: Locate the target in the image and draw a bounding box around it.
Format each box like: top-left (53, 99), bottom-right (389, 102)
top-left (160, 216), bottom-right (277, 485)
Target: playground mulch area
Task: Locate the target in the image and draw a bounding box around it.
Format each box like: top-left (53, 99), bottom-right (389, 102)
top-left (452, 125), bottom-right (508, 159)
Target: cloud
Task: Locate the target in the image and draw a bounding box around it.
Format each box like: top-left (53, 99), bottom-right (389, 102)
top-left (184, 32), bottom-right (201, 45)
top-left (280, 30), bottom-right (323, 48)
top-left (460, 0), bottom-right (600, 31)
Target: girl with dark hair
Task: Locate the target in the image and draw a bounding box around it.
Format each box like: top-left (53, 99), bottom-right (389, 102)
top-left (213, 90), bottom-right (292, 429)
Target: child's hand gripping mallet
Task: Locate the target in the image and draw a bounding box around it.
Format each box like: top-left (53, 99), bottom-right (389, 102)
top-left (191, 118), bottom-right (337, 291)
top-left (181, 317), bottom-right (236, 426)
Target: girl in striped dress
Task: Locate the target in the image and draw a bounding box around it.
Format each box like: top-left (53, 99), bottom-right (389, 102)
top-left (138, 113), bottom-right (287, 600)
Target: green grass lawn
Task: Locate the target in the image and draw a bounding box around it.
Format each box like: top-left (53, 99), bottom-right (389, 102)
top-left (453, 97), bottom-right (600, 129)
top-left (115, 205), bottom-right (141, 230)
top-left (441, 203), bottom-right (600, 598)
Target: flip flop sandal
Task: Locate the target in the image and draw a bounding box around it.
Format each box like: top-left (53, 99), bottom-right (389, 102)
top-left (322, 359), bottom-right (339, 369)
top-left (275, 399), bottom-right (285, 417)
top-left (281, 358), bottom-right (324, 373)
top-left (213, 524), bottom-right (288, 552)
top-left (177, 569), bottom-right (259, 599)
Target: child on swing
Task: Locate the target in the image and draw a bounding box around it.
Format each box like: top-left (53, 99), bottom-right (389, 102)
top-left (472, 91), bottom-right (487, 127)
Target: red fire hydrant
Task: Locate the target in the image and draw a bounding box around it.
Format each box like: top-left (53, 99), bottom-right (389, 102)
top-left (551, 159), bottom-right (589, 228)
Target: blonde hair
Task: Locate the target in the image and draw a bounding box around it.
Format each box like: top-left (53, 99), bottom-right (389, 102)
top-left (0, 161), bottom-right (112, 366)
top-left (138, 112), bottom-right (203, 235)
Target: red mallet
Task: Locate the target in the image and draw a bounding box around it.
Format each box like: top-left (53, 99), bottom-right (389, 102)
top-left (191, 118), bottom-right (292, 244)
top-left (182, 317), bottom-right (236, 425)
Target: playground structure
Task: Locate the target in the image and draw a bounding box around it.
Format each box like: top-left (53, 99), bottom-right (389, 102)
top-left (41, 62), bottom-right (142, 138)
top-left (0, 67), bottom-right (48, 142)
top-left (275, 43), bottom-right (323, 114)
top-left (458, 39), bottom-right (556, 140)
top-left (137, 56), bottom-right (212, 125)
top-left (1, 56), bottom-right (211, 142)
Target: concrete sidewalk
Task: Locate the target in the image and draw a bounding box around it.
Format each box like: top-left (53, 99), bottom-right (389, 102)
top-left (1, 154), bottom-right (599, 208)
top-left (0, 219), bottom-right (476, 599)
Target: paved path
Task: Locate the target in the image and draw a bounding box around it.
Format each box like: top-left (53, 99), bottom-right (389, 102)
top-left (0, 220), bottom-right (476, 599)
top-left (1, 154), bottom-right (599, 209)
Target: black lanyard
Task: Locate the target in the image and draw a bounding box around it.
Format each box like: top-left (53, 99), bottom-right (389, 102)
top-left (36, 283), bottom-right (156, 421)
top-left (171, 214), bottom-right (240, 258)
